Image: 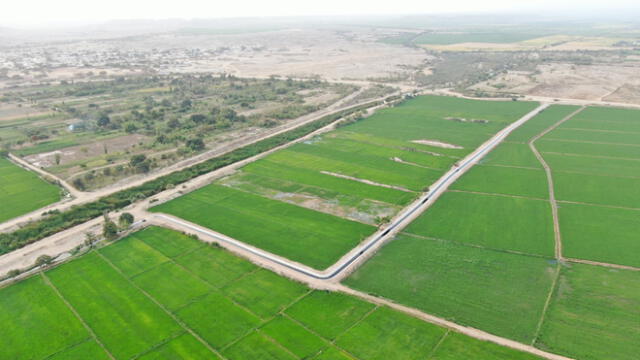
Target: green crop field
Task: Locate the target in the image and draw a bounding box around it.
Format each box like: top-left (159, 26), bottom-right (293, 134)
top-left (0, 157), bottom-right (61, 223)
top-left (536, 264), bottom-right (640, 360)
top-left (543, 152), bottom-right (640, 178)
top-left (558, 203), bottom-right (640, 267)
top-left (537, 105), bottom-right (640, 267)
top-left (152, 95), bottom-right (538, 269)
top-left (478, 105), bottom-right (580, 169)
top-left (554, 171), bottom-right (640, 208)
top-left (0, 226), bottom-right (542, 360)
top-left (556, 106), bottom-right (640, 132)
top-left (481, 142), bottom-right (542, 168)
top-left (506, 105), bottom-right (581, 143)
top-left (431, 332), bottom-right (541, 360)
top-left (537, 138), bottom-right (640, 159)
top-left (151, 184), bottom-right (375, 270)
top-left (403, 191), bottom-right (555, 256)
top-left (450, 165), bottom-right (549, 199)
top-left (345, 234), bottom-right (556, 343)
top-left (543, 128), bottom-right (640, 145)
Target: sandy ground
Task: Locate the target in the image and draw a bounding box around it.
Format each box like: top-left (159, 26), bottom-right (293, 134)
top-left (1, 28), bottom-right (429, 87)
top-left (471, 63), bottom-right (640, 104)
top-left (25, 134), bottom-right (148, 168)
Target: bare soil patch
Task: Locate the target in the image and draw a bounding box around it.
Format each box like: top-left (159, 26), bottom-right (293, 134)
top-left (445, 117), bottom-right (489, 124)
top-left (321, 170), bottom-right (414, 192)
top-left (25, 134), bottom-right (148, 168)
top-left (411, 139), bottom-right (463, 149)
top-left (471, 63), bottom-right (640, 103)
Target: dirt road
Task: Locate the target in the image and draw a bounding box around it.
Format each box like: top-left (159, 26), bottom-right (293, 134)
top-left (7, 153), bottom-right (81, 198)
top-left (528, 106), bottom-right (586, 260)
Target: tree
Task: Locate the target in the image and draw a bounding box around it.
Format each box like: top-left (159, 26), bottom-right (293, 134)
top-left (54, 153), bottom-right (61, 165)
top-left (97, 114), bottom-right (111, 127)
top-left (129, 154), bottom-right (147, 167)
top-left (190, 114), bottom-right (207, 123)
top-left (186, 138), bottom-right (205, 152)
top-left (72, 178), bottom-right (86, 190)
top-left (180, 99), bottom-right (192, 110)
top-left (103, 215), bottom-right (118, 241)
top-left (133, 159), bottom-right (151, 173)
top-left (167, 118), bottom-right (181, 129)
top-left (84, 232), bottom-right (97, 248)
top-left (35, 254), bottom-right (53, 267)
top-left (125, 123), bottom-right (138, 133)
top-left (119, 213), bottom-right (134, 229)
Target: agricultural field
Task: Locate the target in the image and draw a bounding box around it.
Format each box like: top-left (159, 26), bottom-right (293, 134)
top-left (0, 226), bottom-right (543, 360)
top-left (537, 106), bottom-right (640, 267)
top-left (151, 95), bottom-right (538, 269)
top-left (0, 75), bottom-right (356, 190)
top-left (400, 106), bottom-right (583, 258)
top-left (0, 157), bottom-right (61, 224)
top-left (345, 234), bottom-right (556, 343)
top-left (151, 184), bottom-right (375, 270)
top-left (381, 25), bottom-right (637, 53)
top-left (535, 264), bottom-right (640, 360)
top-left (403, 191), bottom-right (555, 256)
top-left (345, 103), bottom-right (640, 360)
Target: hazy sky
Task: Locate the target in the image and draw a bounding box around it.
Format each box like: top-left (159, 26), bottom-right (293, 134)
top-left (1, 0), bottom-right (638, 27)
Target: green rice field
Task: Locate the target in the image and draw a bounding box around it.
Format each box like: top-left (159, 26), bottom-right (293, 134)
top-left (345, 234), bottom-right (556, 343)
top-left (0, 157), bottom-right (61, 224)
top-left (345, 104), bottom-right (640, 359)
top-left (538, 106), bottom-right (640, 267)
top-left (0, 226), bottom-right (542, 360)
top-left (151, 184), bottom-right (375, 270)
top-left (151, 95), bottom-right (538, 269)
top-left (403, 191), bottom-right (555, 256)
top-left (535, 264), bottom-right (640, 360)
top-left (558, 203), bottom-right (640, 267)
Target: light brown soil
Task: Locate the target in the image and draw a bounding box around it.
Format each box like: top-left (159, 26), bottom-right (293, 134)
top-left (320, 170), bottom-right (413, 192)
top-left (472, 63), bottom-right (640, 104)
top-left (411, 139), bottom-right (463, 149)
top-left (25, 134), bottom-right (148, 168)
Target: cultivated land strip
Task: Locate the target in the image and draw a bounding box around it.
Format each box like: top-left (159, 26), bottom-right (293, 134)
top-left (93, 251), bottom-right (227, 360)
top-left (40, 272), bottom-right (116, 360)
top-left (7, 154), bottom-right (80, 198)
top-left (0, 97), bottom-right (390, 276)
top-left (4, 89), bottom-right (640, 360)
top-left (400, 232), bottom-right (549, 259)
top-left (156, 102), bottom-right (552, 280)
top-left (333, 284), bottom-right (574, 360)
top-left (1, 100), bottom-right (632, 360)
top-left (528, 106), bottom-right (585, 260)
top-left (531, 265), bottom-right (561, 346)
top-left (527, 106), bottom-right (585, 350)
top-left (0, 86), bottom-right (378, 232)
